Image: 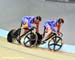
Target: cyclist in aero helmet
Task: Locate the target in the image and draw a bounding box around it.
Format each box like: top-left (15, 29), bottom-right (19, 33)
top-left (42, 18), bottom-right (64, 43)
top-left (17, 16), bottom-right (42, 44)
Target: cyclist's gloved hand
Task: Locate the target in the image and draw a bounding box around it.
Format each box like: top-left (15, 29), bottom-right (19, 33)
top-left (57, 30), bottom-right (60, 36)
top-left (57, 30), bottom-right (59, 32)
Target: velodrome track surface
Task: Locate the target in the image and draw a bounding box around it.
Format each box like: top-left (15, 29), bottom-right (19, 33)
top-left (0, 0), bottom-right (75, 60)
top-left (0, 36), bottom-right (75, 60)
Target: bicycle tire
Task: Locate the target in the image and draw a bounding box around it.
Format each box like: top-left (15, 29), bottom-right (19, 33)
top-left (7, 29), bottom-right (16, 43)
top-left (23, 32), bottom-right (38, 47)
top-left (48, 36), bottom-right (63, 51)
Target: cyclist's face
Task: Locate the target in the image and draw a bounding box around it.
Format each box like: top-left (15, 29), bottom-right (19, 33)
top-left (34, 19), bottom-right (40, 24)
top-left (58, 22), bottom-right (63, 25)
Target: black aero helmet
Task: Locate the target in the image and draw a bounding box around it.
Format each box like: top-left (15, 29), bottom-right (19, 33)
top-left (36, 16), bottom-right (42, 21)
top-left (58, 18), bottom-right (64, 24)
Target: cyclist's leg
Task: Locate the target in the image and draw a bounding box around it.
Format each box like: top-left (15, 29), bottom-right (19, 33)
top-left (42, 25), bottom-right (52, 43)
top-left (17, 28), bottom-right (29, 44)
top-left (20, 28), bottom-right (29, 37)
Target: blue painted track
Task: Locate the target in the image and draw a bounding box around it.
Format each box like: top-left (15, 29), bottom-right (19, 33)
top-left (0, 29), bottom-right (75, 53)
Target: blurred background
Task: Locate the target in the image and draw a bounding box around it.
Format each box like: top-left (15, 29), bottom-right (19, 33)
top-left (0, 0), bottom-right (75, 45)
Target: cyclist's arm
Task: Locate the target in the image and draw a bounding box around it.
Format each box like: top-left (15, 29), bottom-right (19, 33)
top-left (35, 23), bottom-right (39, 33)
top-left (33, 22), bottom-right (39, 33)
top-left (56, 23), bottom-right (61, 36)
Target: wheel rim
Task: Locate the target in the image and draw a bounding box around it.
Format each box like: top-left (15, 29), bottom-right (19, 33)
top-left (23, 32), bottom-right (38, 47)
top-left (48, 36), bottom-right (63, 51)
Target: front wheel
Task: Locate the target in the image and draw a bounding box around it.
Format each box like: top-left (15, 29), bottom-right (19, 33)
top-left (23, 32), bottom-right (38, 47)
top-left (48, 36), bottom-right (63, 51)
